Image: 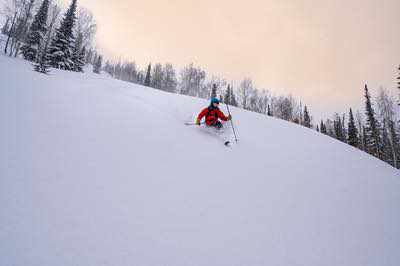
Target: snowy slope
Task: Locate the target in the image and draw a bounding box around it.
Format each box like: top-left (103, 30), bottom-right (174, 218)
top-left (1, 55), bottom-right (399, 266)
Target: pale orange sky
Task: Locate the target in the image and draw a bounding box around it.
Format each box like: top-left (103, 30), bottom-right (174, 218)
top-left (74, 0), bottom-right (399, 118)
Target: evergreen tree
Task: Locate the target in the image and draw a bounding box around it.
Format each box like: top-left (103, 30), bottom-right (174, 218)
top-left (72, 33), bottom-right (85, 72)
top-left (381, 121), bottom-right (392, 165)
top-left (78, 46), bottom-right (86, 70)
top-left (20, 0), bottom-right (50, 62)
top-left (86, 48), bottom-right (94, 64)
top-left (151, 63), bottom-right (163, 90)
top-left (364, 84), bottom-right (382, 158)
top-left (93, 55), bottom-right (102, 74)
top-left (230, 87), bottom-right (238, 107)
top-left (397, 64), bottom-right (400, 92)
top-left (342, 113), bottom-right (347, 142)
top-left (222, 85), bottom-right (238, 107)
top-left (267, 104), bottom-right (273, 116)
top-left (224, 85), bottom-right (233, 104)
top-left (211, 84), bottom-right (217, 99)
top-left (47, 0), bottom-right (78, 70)
top-left (347, 108), bottom-right (359, 147)
top-left (136, 70), bottom-right (145, 85)
top-left (362, 126), bottom-right (368, 151)
top-left (33, 46), bottom-right (51, 74)
top-left (144, 64), bottom-right (152, 87)
top-left (303, 105), bottom-right (311, 128)
top-left (334, 114), bottom-right (345, 142)
top-left (388, 120), bottom-right (400, 168)
top-left (223, 85), bottom-right (231, 105)
top-left (320, 120), bottom-right (327, 134)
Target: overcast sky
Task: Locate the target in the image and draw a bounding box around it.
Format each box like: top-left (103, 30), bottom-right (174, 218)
top-left (7, 0), bottom-right (400, 119)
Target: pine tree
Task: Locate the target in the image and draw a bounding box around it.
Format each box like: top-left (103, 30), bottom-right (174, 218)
top-left (362, 126), bottom-right (368, 151)
top-left (334, 114), bottom-right (345, 142)
top-left (33, 44), bottom-right (50, 74)
top-left (397, 64), bottom-right (400, 92)
top-left (224, 85), bottom-right (233, 105)
top-left (144, 64), bottom-right (152, 87)
top-left (230, 87), bottom-right (238, 107)
top-left (303, 105), bottom-right (311, 128)
top-left (20, 0), bottom-right (50, 62)
top-left (223, 85), bottom-right (231, 105)
top-left (93, 55), bottom-right (102, 74)
top-left (151, 63), bottom-right (163, 90)
top-left (47, 0), bottom-right (78, 70)
top-left (71, 33), bottom-right (85, 72)
top-left (267, 104), bottom-right (273, 116)
top-left (78, 46), bottom-right (86, 71)
top-left (320, 120), bottom-right (327, 134)
top-left (381, 121), bottom-right (392, 165)
top-left (347, 108), bottom-right (359, 147)
top-left (388, 120), bottom-right (400, 168)
top-left (342, 113), bottom-right (347, 142)
top-left (211, 84), bottom-right (217, 99)
top-left (364, 84), bottom-right (382, 158)
top-left (85, 48), bottom-right (94, 64)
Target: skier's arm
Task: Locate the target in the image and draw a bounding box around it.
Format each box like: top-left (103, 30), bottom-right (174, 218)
top-left (217, 110), bottom-right (231, 121)
top-left (196, 108), bottom-right (209, 124)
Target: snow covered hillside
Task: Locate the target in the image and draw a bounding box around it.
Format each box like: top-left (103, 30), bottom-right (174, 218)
top-left (1, 55), bottom-right (399, 266)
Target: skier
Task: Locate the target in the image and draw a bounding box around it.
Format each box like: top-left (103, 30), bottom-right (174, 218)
top-left (196, 98), bottom-right (232, 129)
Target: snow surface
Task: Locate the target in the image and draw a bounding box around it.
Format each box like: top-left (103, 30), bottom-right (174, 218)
top-left (1, 55), bottom-right (400, 266)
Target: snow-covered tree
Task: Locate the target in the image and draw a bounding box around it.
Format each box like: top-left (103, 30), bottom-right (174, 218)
top-left (75, 7), bottom-right (97, 49)
top-left (20, 0), bottom-right (50, 62)
top-left (267, 104), bottom-right (273, 116)
top-left (6, 0), bottom-right (36, 57)
top-left (179, 64), bottom-right (206, 97)
top-left (388, 120), bottom-right (400, 168)
top-left (381, 121), bottom-right (392, 164)
top-left (376, 88), bottom-right (396, 124)
top-left (41, 3), bottom-right (61, 61)
top-left (210, 84), bottom-right (217, 99)
top-left (303, 105), bottom-right (311, 128)
top-left (364, 84), bottom-right (382, 158)
top-left (397, 65), bottom-right (400, 100)
top-left (274, 95), bottom-right (295, 121)
top-left (347, 108), bottom-right (359, 147)
top-left (162, 63), bottom-right (177, 93)
top-left (47, 0), bottom-right (78, 70)
top-left (320, 120), bottom-right (327, 134)
top-left (223, 85), bottom-right (238, 107)
top-left (1, 18), bottom-right (11, 35)
top-left (151, 63), bottom-right (163, 90)
top-left (93, 55), bottom-right (102, 74)
top-left (238, 78), bottom-right (253, 110)
top-left (71, 32), bottom-right (85, 72)
top-left (144, 64), bottom-right (152, 87)
top-left (85, 48), bottom-right (94, 64)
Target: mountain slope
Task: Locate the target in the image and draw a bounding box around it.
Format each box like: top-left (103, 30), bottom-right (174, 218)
top-left (1, 55), bottom-right (399, 266)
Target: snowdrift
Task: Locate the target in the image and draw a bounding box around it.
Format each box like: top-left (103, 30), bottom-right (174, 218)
top-left (1, 55), bottom-right (399, 266)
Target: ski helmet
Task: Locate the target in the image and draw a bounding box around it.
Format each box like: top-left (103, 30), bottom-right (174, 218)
top-left (211, 98), bottom-right (220, 104)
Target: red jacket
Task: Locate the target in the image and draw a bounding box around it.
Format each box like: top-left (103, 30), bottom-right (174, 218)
top-left (197, 106), bottom-right (229, 125)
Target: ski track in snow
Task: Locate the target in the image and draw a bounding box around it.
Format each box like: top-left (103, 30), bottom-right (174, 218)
top-left (1, 54), bottom-right (400, 266)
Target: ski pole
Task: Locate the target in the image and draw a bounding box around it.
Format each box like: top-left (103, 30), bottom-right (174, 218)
top-left (226, 103), bottom-right (238, 143)
top-left (184, 121), bottom-right (205, 126)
